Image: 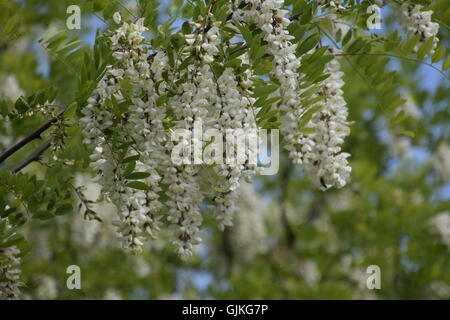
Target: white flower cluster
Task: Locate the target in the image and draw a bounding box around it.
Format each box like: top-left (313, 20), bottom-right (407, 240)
top-left (184, 22), bottom-right (221, 64)
top-left (301, 58), bottom-right (351, 190)
top-left (213, 65), bottom-right (257, 229)
top-left (237, 1), bottom-right (351, 190)
top-left (161, 21), bottom-right (226, 258)
top-left (163, 67), bottom-right (209, 260)
top-left (398, 3), bottom-right (440, 54)
top-left (80, 16), bottom-right (165, 253)
top-left (79, 6), bottom-right (354, 259)
top-left (235, 1), bottom-right (307, 167)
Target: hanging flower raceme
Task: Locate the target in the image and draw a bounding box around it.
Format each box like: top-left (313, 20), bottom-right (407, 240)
top-left (235, 0), bottom-right (351, 189)
top-left (212, 64), bottom-right (257, 229)
top-left (302, 57), bottom-right (351, 190)
top-left (235, 0), bottom-right (308, 168)
top-left (162, 21), bottom-right (223, 258)
top-left (80, 15), bottom-right (165, 253)
top-left (163, 67), bottom-right (207, 260)
top-left (398, 3), bottom-right (440, 55)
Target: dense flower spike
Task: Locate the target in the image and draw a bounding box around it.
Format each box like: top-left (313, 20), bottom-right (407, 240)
top-left (398, 3), bottom-right (440, 54)
top-left (302, 58), bottom-right (351, 190)
top-left (213, 66), bottom-right (257, 229)
top-left (163, 65), bottom-right (209, 260)
top-left (80, 15), bottom-right (164, 252)
top-left (237, 1), bottom-right (350, 189)
top-left (235, 0), bottom-right (307, 167)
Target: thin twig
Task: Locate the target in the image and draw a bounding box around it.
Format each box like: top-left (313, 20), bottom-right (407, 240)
top-left (279, 161), bottom-right (295, 248)
top-left (10, 139), bottom-right (52, 173)
top-left (336, 52), bottom-right (450, 81)
top-left (317, 25), bottom-right (388, 115)
top-left (0, 109), bottom-right (65, 165)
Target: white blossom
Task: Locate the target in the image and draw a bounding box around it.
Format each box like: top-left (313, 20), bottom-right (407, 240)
top-left (398, 3), bottom-right (440, 55)
top-left (213, 65), bottom-right (257, 229)
top-left (80, 14), bottom-right (163, 253)
top-left (113, 12), bottom-right (122, 24)
top-left (305, 58), bottom-right (351, 189)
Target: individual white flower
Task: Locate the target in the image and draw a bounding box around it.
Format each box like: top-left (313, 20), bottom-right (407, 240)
top-left (398, 3), bottom-right (440, 55)
top-left (113, 12), bottom-right (122, 25)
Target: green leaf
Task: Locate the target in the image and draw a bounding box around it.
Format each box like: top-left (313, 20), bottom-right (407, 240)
top-left (442, 56), bottom-right (450, 70)
top-left (387, 97), bottom-right (407, 111)
top-left (416, 37), bottom-right (434, 59)
top-left (296, 34), bottom-right (320, 56)
top-left (55, 203), bottom-right (73, 216)
top-left (125, 172), bottom-right (151, 180)
top-left (0, 234), bottom-right (24, 248)
top-left (126, 181), bottom-right (151, 191)
top-left (32, 211), bottom-right (54, 220)
top-left (253, 84), bottom-right (278, 97)
top-left (342, 30), bottom-right (352, 46)
top-left (403, 34), bottom-right (421, 54)
top-left (431, 45), bottom-right (446, 63)
top-left (400, 130), bottom-right (415, 138)
top-left (299, 127), bottom-right (316, 134)
top-left (299, 104), bottom-right (322, 127)
top-left (121, 155), bottom-right (140, 163)
top-left (14, 96), bottom-right (30, 114)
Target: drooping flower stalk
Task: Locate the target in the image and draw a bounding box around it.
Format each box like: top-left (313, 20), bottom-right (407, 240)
top-left (302, 57), bottom-right (351, 190)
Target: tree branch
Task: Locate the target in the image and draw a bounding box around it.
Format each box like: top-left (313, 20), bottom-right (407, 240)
top-left (279, 161), bottom-right (295, 248)
top-left (0, 109), bottom-right (65, 165)
top-left (10, 139), bottom-right (52, 173)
